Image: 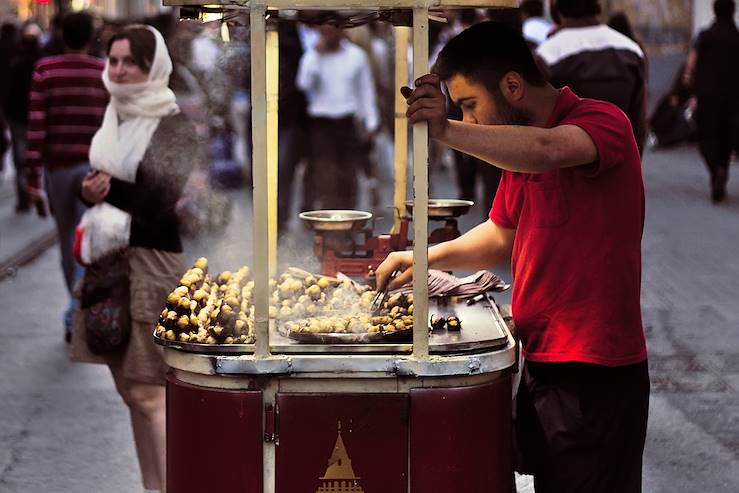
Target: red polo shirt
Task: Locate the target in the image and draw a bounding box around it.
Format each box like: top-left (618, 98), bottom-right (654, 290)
top-left (490, 87), bottom-right (647, 366)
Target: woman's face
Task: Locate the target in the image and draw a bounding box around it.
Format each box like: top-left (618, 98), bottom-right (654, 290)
top-left (108, 39), bottom-right (148, 84)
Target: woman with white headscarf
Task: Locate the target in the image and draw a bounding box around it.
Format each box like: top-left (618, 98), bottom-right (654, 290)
top-left (71, 25), bottom-right (203, 493)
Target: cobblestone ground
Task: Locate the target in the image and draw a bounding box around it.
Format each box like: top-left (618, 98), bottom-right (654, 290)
top-left (0, 145), bottom-right (737, 492)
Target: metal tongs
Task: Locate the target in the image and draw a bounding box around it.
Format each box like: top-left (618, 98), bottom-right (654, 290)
top-left (370, 270), bottom-right (400, 315)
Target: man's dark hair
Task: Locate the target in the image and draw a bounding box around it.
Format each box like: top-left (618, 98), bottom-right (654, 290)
top-left (714, 0), bottom-right (736, 19)
top-left (554, 0), bottom-right (602, 19)
top-left (62, 12), bottom-right (94, 50)
top-left (520, 0), bottom-right (545, 18)
top-left (432, 21), bottom-right (546, 92)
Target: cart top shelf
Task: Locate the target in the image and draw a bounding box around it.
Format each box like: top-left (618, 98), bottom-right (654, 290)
top-left (164, 0), bottom-right (518, 9)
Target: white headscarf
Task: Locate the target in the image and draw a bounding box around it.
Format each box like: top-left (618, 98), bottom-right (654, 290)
top-left (81, 25), bottom-right (179, 264)
top-left (89, 25), bottom-right (179, 181)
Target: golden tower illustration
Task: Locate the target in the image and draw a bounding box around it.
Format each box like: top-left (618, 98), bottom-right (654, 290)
top-left (316, 422), bottom-right (365, 493)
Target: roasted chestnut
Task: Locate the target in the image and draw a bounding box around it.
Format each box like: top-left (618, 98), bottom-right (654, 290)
top-left (430, 314), bottom-right (447, 331)
top-left (447, 316), bottom-right (462, 331)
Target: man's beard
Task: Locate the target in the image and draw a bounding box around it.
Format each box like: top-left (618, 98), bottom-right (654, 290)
top-left (492, 90), bottom-right (533, 126)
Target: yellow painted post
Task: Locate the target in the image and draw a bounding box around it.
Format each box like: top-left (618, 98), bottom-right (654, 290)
top-left (267, 25), bottom-right (279, 277)
top-left (392, 26), bottom-right (410, 234)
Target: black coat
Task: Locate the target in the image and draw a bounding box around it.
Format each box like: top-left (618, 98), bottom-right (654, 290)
top-left (3, 46), bottom-right (41, 124)
top-left (694, 19), bottom-right (739, 102)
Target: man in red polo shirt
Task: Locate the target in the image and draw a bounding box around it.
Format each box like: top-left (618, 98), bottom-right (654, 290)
top-left (376, 22), bottom-right (649, 492)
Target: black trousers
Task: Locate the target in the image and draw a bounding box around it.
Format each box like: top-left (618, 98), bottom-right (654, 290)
top-left (513, 360), bottom-right (650, 493)
top-left (304, 116), bottom-right (369, 211)
top-left (696, 98), bottom-right (739, 193)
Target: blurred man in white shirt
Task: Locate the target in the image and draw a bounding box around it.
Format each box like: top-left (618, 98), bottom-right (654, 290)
top-left (297, 23), bottom-right (379, 210)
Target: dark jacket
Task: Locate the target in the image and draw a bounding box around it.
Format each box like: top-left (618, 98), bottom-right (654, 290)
top-left (102, 112), bottom-right (204, 253)
top-left (537, 24), bottom-right (647, 153)
top-left (3, 42), bottom-right (41, 124)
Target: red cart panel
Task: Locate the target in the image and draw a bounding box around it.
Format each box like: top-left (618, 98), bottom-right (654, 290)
top-left (167, 376), bottom-right (263, 493)
top-left (275, 393), bottom-right (409, 493)
top-left (410, 377), bottom-right (513, 492)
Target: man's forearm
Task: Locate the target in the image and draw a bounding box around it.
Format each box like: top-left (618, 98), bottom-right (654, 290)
top-left (438, 120), bottom-right (557, 173)
top-left (428, 220), bottom-right (513, 272)
top-left (438, 120), bottom-right (598, 174)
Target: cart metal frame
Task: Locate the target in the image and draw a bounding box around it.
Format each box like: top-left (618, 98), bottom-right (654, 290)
top-left (163, 0), bottom-right (517, 362)
top-left (161, 3), bottom-right (519, 491)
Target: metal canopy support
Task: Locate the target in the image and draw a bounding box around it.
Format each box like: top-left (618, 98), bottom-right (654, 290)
top-left (411, 7), bottom-right (429, 360)
top-left (251, 4), bottom-right (271, 360)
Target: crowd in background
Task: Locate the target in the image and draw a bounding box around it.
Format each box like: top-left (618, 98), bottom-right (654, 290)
top-left (2, 2), bottom-right (737, 230)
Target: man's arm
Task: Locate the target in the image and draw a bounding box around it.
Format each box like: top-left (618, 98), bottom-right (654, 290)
top-left (683, 47), bottom-right (698, 88)
top-left (440, 120), bottom-right (598, 173)
top-left (356, 50), bottom-right (380, 134)
top-left (376, 220), bottom-right (515, 290)
top-left (296, 50), bottom-right (321, 93)
top-left (406, 74), bottom-right (598, 173)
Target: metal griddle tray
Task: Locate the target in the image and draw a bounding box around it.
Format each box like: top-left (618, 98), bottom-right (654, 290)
top-left (153, 334), bottom-right (256, 355)
top-left (272, 293), bottom-right (508, 354)
top-left (154, 294), bottom-right (508, 355)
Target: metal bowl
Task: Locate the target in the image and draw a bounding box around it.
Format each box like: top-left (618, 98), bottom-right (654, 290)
top-left (299, 210), bottom-right (373, 231)
top-left (405, 199), bottom-right (474, 219)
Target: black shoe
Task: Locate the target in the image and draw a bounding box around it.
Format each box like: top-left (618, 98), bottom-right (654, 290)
top-left (712, 188), bottom-right (726, 203)
top-left (711, 168), bottom-right (728, 203)
top-left (15, 203), bottom-right (31, 213)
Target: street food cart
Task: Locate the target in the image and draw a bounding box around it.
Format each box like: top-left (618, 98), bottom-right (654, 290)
top-left (159, 1), bottom-right (518, 491)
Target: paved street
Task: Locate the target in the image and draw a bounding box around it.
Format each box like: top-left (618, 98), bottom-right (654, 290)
top-left (0, 143), bottom-right (738, 492)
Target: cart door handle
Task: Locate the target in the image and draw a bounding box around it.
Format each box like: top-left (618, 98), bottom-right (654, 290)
top-left (264, 404), bottom-right (276, 443)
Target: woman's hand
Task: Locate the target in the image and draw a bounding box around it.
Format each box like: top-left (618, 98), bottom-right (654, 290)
top-left (81, 171), bottom-right (111, 204)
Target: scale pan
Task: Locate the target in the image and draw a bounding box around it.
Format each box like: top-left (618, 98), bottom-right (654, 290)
top-left (299, 210), bottom-right (373, 231)
top-left (405, 199), bottom-right (474, 218)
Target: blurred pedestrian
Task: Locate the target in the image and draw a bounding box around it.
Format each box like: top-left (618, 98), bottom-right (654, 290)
top-left (607, 12), bottom-right (637, 44)
top-left (297, 23), bottom-right (379, 210)
top-left (277, 20), bottom-right (308, 234)
top-left (26, 11), bottom-right (107, 340)
top-left (71, 24), bottom-right (202, 493)
top-left (2, 21), bottom-right (42, 213)
top-left (0, 21), bottom-right (18, 171)
top-left (685, 0), bottom-right (739, 202)
top-left (537, 0), bottom-right (648, 153)
top-left (521, 0), bottom-right (553, 47)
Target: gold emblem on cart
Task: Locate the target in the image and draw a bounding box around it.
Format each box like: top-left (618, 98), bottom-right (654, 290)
top-left (316, 422), bottom-right (365, 493)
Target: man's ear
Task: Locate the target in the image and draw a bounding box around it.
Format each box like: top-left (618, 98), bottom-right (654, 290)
top-left (498, 71), bottom-right (525, 103)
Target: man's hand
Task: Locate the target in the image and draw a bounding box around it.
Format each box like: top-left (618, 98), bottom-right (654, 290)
top-left (375, 250), bottom-right (414, 292)
top-left (81, 170), bottom-right (111, 204)
top-left (403, 74), bottom-right (449, 139)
